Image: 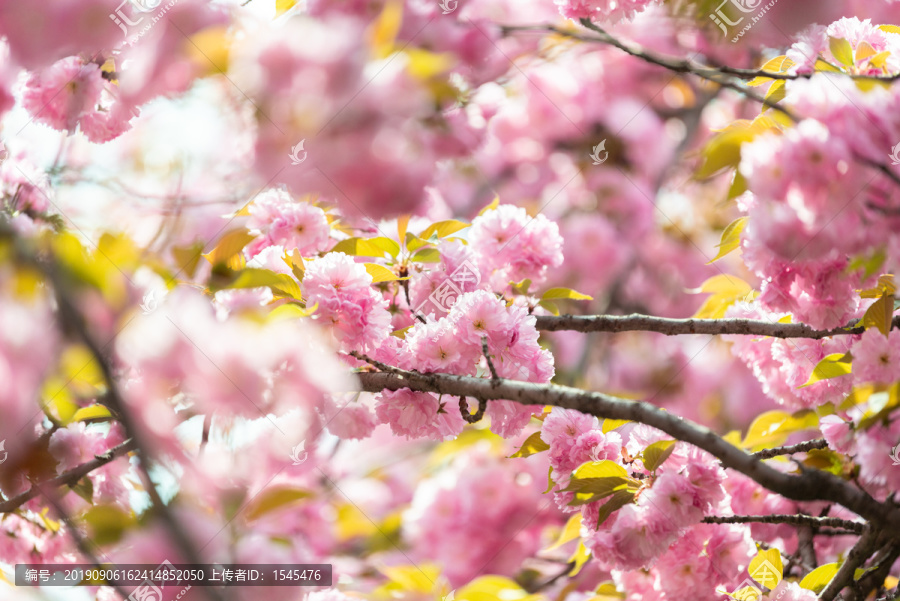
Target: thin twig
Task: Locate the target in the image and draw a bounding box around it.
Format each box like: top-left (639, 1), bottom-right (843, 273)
top-left (703, 514), bottom-right (864, 533)
top-left (459, 396), bottom-right (486, 424)
top-left (754, 439), bottom-right (829, 459)
top-left (0, 439), bottom-right (137, 513)
top-left (533, 314), bottom-right (899, 339)
top-left (482, 335), bottom-right (500, 381)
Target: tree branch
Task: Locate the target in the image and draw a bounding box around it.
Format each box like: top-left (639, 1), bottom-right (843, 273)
top-left (533, 314), bottom-right (900, 339)
top-left (702, 514), bottom-right (864, 533)
top-left (819, 526), bottom-right (880, 601)
top-left (753, 439), bottom-right (829, 459)
top-left (352, 360), bottom-right (900, 534)
top-left (0, 439), bottom-right (137, 514)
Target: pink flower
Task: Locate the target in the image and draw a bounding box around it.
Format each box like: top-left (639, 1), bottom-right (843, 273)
top-left (819, 415), bottom-right (855, 454)
top-left (302, 252), bottom-right (372, 298)
top-left (541, 407), bottom-right (601, 475)
top-left (570, 429), bottom-right (622, 465)
top-left (485, 400), bottom-right (539, 438)
top-left (247, 189), bottom-right (331, 257)
top-left (852, 328), bottom-right (900, 385)
top-left (374, 389), bottom-right (441, 439)
top-left (639, 472), bottom-right (703, 529)
top-left (554, 0), bottom-right (659, 23)
top-left (469, 205), bottom-right (564, 287)
top-left (22, 56), bottom-right (104, 132)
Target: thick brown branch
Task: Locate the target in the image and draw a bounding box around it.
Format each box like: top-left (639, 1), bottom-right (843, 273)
top-left (702, 514), bottom-right (864, 533)
top-left (533, 314), bottom-right (900, 339)
top-left (0, 439), bottom-right (137, 513)
top-left (353, 362), bottom-right (900, 533)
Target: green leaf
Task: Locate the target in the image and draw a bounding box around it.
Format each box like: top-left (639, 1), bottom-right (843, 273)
top-left (364, 263), bottom-right (402, 283)
top-left (458, 576), bottom-right (542, 601)
top-left (410, 248), bottom-right (441, 263)
top-left (708, 217), bottom-right (747, 264)
top-left (829, 36), bottom-right (855, 67)
top-left (728, 170), bottom-right (748, 199)
top-left (171, 242), bottom-right (205, 278)
top-left (72, 405), bottom-right (112, 422)
top-left (691, 275), bottom-right (755, 319)
top-left (244, 486), bottom-right (312, 521)
top-left (798, 353), bottom-right (852, 388)
top-left (418, 219), bottom-right (470, 240)
top-left (564, 461), bottom-right (636, 506)
top-left (69, 477), bottom-right (94, 504)
top-left (331, 237), bottom-right (399, 258)
top-left (541, 287), bottom-right (594, 301)
top-left (878, 25), bottom-right (900, 34)
top-left (404, 232), bottom-right (430, 252)
top-left (799, 562), bottom-right (838, 593)
top-left (539, 300), bottom-right (559, 315)
top-left (228, 268), bottom-right (302, 300)
top-left (510, 431), bottom-right (550, 458)
top-left (642, 440), bottom-right (677, 472)
top-left (747, 55), bottom-right (795, 86)
top-left (595, 489), bottom-right (636, 528)
top-left (80, 505), bottom-right (135, 546)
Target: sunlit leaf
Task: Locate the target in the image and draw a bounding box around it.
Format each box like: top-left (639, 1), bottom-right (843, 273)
top-left (544, 514), bottom-right (582, 551)
top-left (828, 36), bottom-right (855, 67)
top-left (642, 440), bottom-right (677, 472)
top-left (742, 410), bottom-right (818, 449)
top-left (418, 219), bottom-right (470, 240)
top-left (798, 353), bottom-right (852, 388)
top-left (541, 287), bottom-right (594, 301)
top-left (708, 217), bottom-right (747, 264)
top-left (245, 486), bottom-right (312, 521)
top-left (203, 229), bottom-right (255, 268)
top-left (509, 431), bottom-right (550, 458)
top-left (748, 549), bottom-right (783, 589)
top-left (364, 263), bottom-right (402, 283)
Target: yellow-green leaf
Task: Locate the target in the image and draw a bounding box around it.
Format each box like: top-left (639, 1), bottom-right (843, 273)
top-left (862, 294), bottom-right (894, 336)
top-left (479, 196), bottom-right (500, 216)
top-left (642, 439), bottom-right (677, 472)
top-left (172, 242), bottom-right (204, 278)
top-left (228, 268), bottom-right (302, 300)
top-left (418, 219), bottom-right (470, 240)
top-left (829, 36), bottom-right (855, 67)
top-left (244, 486), bottom-right (312, 521)
top-left (509, 431), bottom-right (550, 458)
top-left (364, 263), bottom-right (401, 283)
top-left (80, 505), bottom-right (135, 546)
top-left (571, 460), bottom-right (630, 480)
top-left (541, 287), bottom-right (594, 301)
top-left (539, 300), bottom-right (560, 315)
top-left (567, 542), bottom-right (592, 577)
top-left (798, 353), bottom-right (852, 388)
top-left (763, 79), bottom-right (786, 111)
top-left (203, 229), bottom-right (255, 268)
top-left (691, 275), bottom-right (754, 319)
top-left (742, 410), bottom-right (818, 449)
top-left (878, 24), bottom-right (900, 34)
top-left (544, 514), bottom-right (582, 551)
top-left (274, 0), bottom-right (295, 17)
top-left (331, 237), bottom-right (399, 258)
top-left (368, 0), bottom-right (403, 59)
top-left (379, 564), bottom-right (440, 594)
top-left (397, 215), bottom-right (410, 242)
top-left (708, 217), bottom-right (747, 264)
top-left (749, 548), bottom-right (783, 589)
top-left (457, 575), bottom-right (542, 601)
top-left (72, 405), bottom-right (113, 422)
top-left (602, 418), bottom-right (630, 433)
top-left (411, 248), bottom-right (441, 263)
top-left (594, 489), bottom-right (636, 528)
